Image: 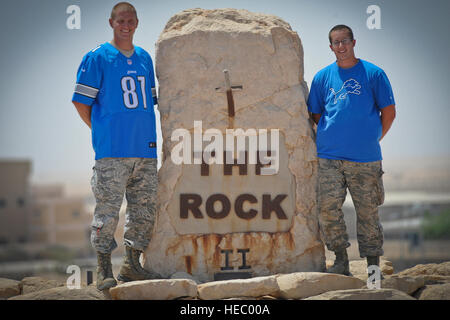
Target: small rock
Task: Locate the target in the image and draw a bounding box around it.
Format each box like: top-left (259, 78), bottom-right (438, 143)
top-left (276, 272), bottom-right (365, 299)
top-left (9, 286), bottom-right (108, 300)
top-left (222, 295), bottom-right (277, 300)
top-left (305, 288), bottom-right (416, 300)
top-left (0, 278), bottom-right (21, 299)
top-left (170, 272), bottom-right (200, 284)
top-left (422, 275), bottom-right (450, 285)
top-left (20, 276), bottom-right (64, 294)
top-left (396, 262), bottom-right (450, 277)
top-left (197, 275), bottom-right (279, 300)
top-left (415, 283), bottom-right (450, 300)
top-left (110, 279), bottom-right (197, 300)
top-left (380, 276), bottom-right (425, 295)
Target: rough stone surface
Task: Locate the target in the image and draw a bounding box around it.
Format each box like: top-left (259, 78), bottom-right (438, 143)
top-left (415, 283), bottom-right (450, 300)
top-left (396, 262), bottom-right (450, 277)
top-left (380, 276), bottom-right (425, 295)
top-left (0, 278), bottom-right (21, 299)
top-left (224, 295), bottom-right (277, 300)
top-left (9, 285), bottom-right (108, 300)
top-left (20, 276), bottom-right (64, 295)
top-left (170, 272), bottom-right (200, 284)
top-left (197, 275), bottom-right (279, 300)
top-left (110, 279), bottom-right (198, 300)
top-left (144, 7), bottom-right (324, 283)
top-left (2, 261), bottom-right (450, 300)
top-left (276, 272), bottom-right (365, 299)
top-left (304, 288), bottom-right (416, 300)
top-left (422, 275), bottom-right (450, 285)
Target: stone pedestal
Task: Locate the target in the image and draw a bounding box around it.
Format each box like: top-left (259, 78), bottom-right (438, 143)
top-left (143, 8), bottom-right (325, 283)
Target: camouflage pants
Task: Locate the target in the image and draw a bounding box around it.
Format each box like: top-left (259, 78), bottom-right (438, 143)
top-left (90, 158), bottom-right (157, 254)
top-left (317, 158), bottom-right (384, 258)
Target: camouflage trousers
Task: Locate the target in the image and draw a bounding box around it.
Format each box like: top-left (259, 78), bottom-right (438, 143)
top-left (317, 158), bottom-right (385, 258)
top-left (90, 158), bottom-right (158, 254)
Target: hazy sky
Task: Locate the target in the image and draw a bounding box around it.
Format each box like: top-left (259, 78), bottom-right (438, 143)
top-left (0, 0), bottom-right (449, 191)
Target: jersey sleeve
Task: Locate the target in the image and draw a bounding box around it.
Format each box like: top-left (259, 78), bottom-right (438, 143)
top-left (373, 70), bottom-right (395, 109)
top-left (72, 52), bottom-right (102, 106)
top-left (307, 75), bottom-right (324, 114)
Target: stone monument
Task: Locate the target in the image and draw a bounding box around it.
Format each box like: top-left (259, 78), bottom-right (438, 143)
top-left (143, 8), bottom-right (325, 283)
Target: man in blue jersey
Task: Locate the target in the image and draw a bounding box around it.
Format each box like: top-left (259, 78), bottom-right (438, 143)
top-left (72, 2), bottom-right (160, 290)
top-left (307, 25), bottom-right (396, 277)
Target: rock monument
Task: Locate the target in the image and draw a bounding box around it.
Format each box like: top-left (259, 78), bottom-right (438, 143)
top-left (143, 8), bottom-right (325, 282)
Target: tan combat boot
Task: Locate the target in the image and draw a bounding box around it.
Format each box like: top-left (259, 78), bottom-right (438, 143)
top-left (96, 251), bottom-right (117, 290)
top-left (117, 246), bottom-right (160, 282)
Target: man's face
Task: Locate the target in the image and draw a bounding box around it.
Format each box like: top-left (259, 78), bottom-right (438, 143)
top-left (329, 29), bottom-right (356, 62)
top-left (109, 10), bottom-right (138, 42)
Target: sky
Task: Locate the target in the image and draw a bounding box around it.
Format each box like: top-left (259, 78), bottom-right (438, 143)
top-left (0, 0), bottom-right (449, 194)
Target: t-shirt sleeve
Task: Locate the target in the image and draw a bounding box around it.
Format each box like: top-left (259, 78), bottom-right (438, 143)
top-left (307, 75), bottom-right (324, 114)
top-left (373, 70), bottom-right (395, 109)
top-left (148, 55), bottom-right (158, 106)
top-left (72, 53), bottom-right (102, 106)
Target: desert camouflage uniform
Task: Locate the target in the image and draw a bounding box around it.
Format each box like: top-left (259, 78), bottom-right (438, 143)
top-left (317, 158), bottom-right (384, 258)
top-left (90, 158), bottom-right (157, 253)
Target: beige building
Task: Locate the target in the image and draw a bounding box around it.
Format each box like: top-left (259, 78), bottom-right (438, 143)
top-left (30, 184), bottom-right (128, 255)
top-left (29, 184), bottom-right (92, 249)
top-left (0, 160), bottom-right (31, 244)
top-left (0, 159), bottom-right (131, 256)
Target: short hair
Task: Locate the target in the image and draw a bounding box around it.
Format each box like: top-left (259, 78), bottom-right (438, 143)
top-left (110, 2), bottom-right (137, 20)
top-left (328, 25), bottom-right (354, 44)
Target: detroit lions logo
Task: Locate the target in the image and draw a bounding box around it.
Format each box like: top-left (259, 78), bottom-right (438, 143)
top-left (330, 79), bottom-right (361, 104)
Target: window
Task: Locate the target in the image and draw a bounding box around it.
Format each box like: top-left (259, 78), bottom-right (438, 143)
top-left (17, 197), bottom-right (25, 208)
top-left (18, 236), bottom-right (27, 244)
top-left (0, 199), bottom-right (6, 208)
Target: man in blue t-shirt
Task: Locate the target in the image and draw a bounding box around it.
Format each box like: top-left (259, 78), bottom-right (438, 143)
top-left (307, 25), bottom-right (396, 277)
top-left (72, 2), bottom-right (160, 290)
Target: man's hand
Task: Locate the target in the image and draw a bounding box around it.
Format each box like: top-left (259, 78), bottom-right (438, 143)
top-left (380, 104), bottom-right (396, 141)
top-left (73, 101), bottom-right (92, 129)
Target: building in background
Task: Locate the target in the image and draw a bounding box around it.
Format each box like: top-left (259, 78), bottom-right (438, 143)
top-left (0, 160), bottom-right (31, 245)
top-left (0, 160), bottom-right (95, 257)
top-left (29, 184), bottom-right (91, 250)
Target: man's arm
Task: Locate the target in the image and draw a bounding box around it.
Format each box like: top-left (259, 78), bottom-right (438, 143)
top-left (73, 101), bottom-right (92, 129)
top-left (380, 104), bottom-right (396, 141)
top-left (311, 113), bottom-right (321, 125)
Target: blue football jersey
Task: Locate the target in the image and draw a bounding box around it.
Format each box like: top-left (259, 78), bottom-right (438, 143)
top-left (72, 42), bottom-right (158, 160)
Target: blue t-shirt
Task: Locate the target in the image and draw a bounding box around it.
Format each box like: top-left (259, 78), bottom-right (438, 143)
top-left (307, 59), bottom-right (395, 162)
top-left (72, 42), bottom-right (158, 160)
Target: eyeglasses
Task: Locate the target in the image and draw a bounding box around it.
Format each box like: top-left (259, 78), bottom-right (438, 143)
top-left (331, 38), bottom-right (353, 48)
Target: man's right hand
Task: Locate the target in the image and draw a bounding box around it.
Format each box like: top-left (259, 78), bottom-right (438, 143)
top-left (73, 101), bottom-right (92, 129)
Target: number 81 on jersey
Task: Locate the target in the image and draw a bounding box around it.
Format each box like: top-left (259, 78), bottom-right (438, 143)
top-left (121, 76), bottom-right (148, 109)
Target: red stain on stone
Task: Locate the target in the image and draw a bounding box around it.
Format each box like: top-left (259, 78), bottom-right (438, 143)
top-left (184, 256), bottom-right (193, 274)
top-left (192, 237), bottom-right (198, 255)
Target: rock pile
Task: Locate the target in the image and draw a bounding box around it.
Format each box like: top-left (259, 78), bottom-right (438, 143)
top-left (2, 260), bottom-right (449, 300)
